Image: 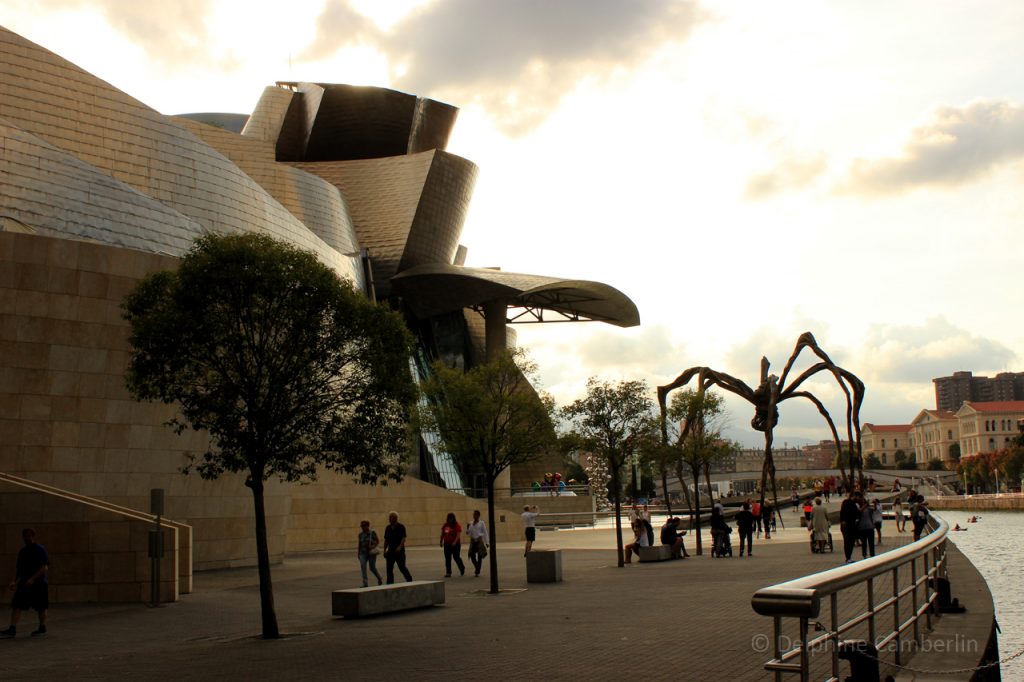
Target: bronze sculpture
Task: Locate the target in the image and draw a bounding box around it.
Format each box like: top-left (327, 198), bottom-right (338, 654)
top-left (657, 332), bottom-right (866, 510)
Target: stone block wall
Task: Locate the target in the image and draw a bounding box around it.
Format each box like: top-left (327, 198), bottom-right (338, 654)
top-left (0, 477), bottom-right (184, 603)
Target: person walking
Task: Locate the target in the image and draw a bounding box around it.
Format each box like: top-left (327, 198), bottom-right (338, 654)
top-left (383, 511), bottom-right (413, 584)
top-left (357, 520), bottom-right (383, 587)
top-left (911, 495), bottom-right (929, 541)
top-left (751, 499), bottom-right (762, 537)
top-left (522, 505), bottom-right (539, 555)
top-left (1, 528), bottom-right (49, 638)
top-left (871, 499), bottom-right (884, 545)
top-left (440, 513), bottom-right (466, 577)
top-left (810, 497), bottom-right (830, 554)
top-left (762, 500), bottom-right (774, 539)
top-left (839, 492), bottom-right (860, 564)
top-left (466, 510), bottom-right (489, 577)
top-left (736, 502), bottom-right (755, 557)
top-left (857, 495), bottom-right (876, 559)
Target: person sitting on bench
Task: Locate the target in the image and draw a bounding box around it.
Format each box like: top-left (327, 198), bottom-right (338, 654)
top-left (660, 517), bottom-right (689, 559)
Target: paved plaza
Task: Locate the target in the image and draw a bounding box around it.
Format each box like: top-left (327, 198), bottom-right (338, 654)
top-left (0, 510), bottom-right (940, 682)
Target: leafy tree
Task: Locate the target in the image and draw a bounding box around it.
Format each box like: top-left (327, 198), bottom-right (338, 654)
top-left (664, 389), bottom-right (729, 554)
top-left (561, 378), bottom-right (657, 567)
top-left (418, 349), bottom-right (556, 593)
top-left (948, 443), bottom-right (961, 461)
top-left (865, 453), bottom-right (883, 469)
top-left (894, 450), bottom-right (908, 467)
top-left (927, 459), bottom-right (946, 471)
top-left (122, 233), bottom-right (415, 638)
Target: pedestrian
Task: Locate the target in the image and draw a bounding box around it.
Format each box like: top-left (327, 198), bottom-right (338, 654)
top-left (857, 495), bottom-right (876, 558)
top-left (810, 497), bottom-right (830, 553)
top-left (751, 499), bottom-right (762, 536)
top-left (1, 528), bottom-right (49, 638)
top-left (357, 520), bottom-right (383, 587)
top-left (439, 512), bottom-right (466, 577)
top-left (791, 489), bottom-right (800, 512)
top-left (522, 505), bottom-right (539, 555)
top-left (839, 492), bottom-right (860, 563)
top-left (911, 495), bottom-right (929, 541)
top-left (871, 499), bottom-right (884, 545)
top-left (383, 511), bottom-right (413, 583)
top-left (466, 510), bottom-right (489, 577)
top-left (894, 497), bottom-right (905, 533)
top-left (736, 502), bottom-right (755, 557)
top-left (802, 499), bottom-right (814, 524)
top-left (762, 500), bottom-right (774, 538)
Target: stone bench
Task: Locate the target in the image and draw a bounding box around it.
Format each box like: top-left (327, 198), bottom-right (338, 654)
top-left (638, 545), bottom-right (675, 562)
top-left (526, 549), bottom-right (562, 583)
top-left (332, 580), bottom-right (445, 618)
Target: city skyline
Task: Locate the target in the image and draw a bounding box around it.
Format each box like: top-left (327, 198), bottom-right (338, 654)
top-left (4, 0), bottom-right (1023, 446)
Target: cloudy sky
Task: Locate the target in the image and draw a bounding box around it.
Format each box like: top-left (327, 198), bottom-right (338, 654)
top-left (4, 0), bottom-right (1023, 446)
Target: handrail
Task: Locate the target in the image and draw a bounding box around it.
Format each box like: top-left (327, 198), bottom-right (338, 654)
top-left (751, 515), bottom-right (949, 680)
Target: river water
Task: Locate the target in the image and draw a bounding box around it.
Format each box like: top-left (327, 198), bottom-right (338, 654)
top-left (936, 510), bottom-right (1024, 677)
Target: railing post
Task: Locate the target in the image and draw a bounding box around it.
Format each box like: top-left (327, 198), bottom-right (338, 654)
top-left (774, 615), bottom-right (784, 682)
top-left (923, 551), bottom-right (932, 630)
top-left (911, 557), bottom-right (920, 645)
top-left (799, 616), bottom-right (810, 682)
top-left (830, 592), bottom-right (839, 679)
top-left (892, 565), bottom-right (901, 666)
top-left (867, 576), bottom-right (876, 646)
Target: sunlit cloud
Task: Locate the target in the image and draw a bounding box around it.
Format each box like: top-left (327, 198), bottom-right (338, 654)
top-left (842, 99), bottom-right (1024, 195)
top-left (306, 0), bottom-right (704, 135)
top-left (745, 152), bottom-right (827, 200)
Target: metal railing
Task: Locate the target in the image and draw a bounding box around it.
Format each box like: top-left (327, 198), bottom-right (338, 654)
top-left (751, 516), bottom-right (949, 681)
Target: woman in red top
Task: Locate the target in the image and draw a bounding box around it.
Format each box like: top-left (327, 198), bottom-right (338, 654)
top-left (440, 513), bottom-right (466, 577)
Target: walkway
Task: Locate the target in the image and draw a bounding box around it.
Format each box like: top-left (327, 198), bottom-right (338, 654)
top-left (1, 512), bottom-right (923, 681)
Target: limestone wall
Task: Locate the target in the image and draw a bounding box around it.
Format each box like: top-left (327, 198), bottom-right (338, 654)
top-left (0, 477), bottom-right (183, 603)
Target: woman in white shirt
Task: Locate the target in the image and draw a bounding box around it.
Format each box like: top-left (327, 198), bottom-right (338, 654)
top-left (466, 509), bottom-right (489, 577)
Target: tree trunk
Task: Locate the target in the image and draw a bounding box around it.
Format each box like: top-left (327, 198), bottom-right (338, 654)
top-left (248, 477), bottom-right (280, 639)
top-left (703, 461), bottom-right (714, 507)
top-left (486, 477), bottom-right (500, 594)
top-left (674, 461), bottom-right (694, 527)
top-left (660, 464), bottom-right (672, 517)
top-left (692, 468), bottom-right (703, 555)
top-left (612, 468), bottom-right (624, 567)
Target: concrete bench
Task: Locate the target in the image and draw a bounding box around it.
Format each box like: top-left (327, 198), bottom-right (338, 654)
top-left (638, 545), bottom-right (675, 562)
top-left (526, 549), bottom-right (562, 583)
top-left (332, 580), bottom-right (445, 618)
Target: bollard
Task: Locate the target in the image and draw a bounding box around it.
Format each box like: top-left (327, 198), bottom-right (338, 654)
top-left (838, 639), bottom-right (880, 682)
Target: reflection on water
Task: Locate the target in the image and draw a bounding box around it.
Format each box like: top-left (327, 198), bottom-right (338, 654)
top-left (938, 510), bottom-right (1024, 676)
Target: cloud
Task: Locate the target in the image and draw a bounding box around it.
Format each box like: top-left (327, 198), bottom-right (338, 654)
top-left (307, 0), bottom-right (703, 135)
top-left (744, 152), bottom-right (827, 200)
top-left (856, 317), bottom-right (1016, 384)
top-left (842, 99), bottom-right (1024, 195)
top-left (30, 0), bottom-right (223, 68)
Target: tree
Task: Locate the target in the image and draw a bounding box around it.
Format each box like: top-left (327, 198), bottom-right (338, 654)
top-left (122, 233), bottom-right (415, 638)
top-left (865, 454), bottom-right (883, 469)
top-left (561, 378), bottom-right (657, 567)
top-left (418, 349), bottom-right (557, 594)
top-left (665, 388), bottom-right (729, 555)
top-left (894, 449), bottom-right (908, 467)
top-left (927, 458), bottom-right (946, 471)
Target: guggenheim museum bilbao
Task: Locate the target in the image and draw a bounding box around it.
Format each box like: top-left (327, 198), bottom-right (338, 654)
top-left (0, 27), bottom-right (638, 600)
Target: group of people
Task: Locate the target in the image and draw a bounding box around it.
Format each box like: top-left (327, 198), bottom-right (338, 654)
top-left (356, 510), bottom-right (492, 587)
top-left (624, 515), bottom-right (690, 562)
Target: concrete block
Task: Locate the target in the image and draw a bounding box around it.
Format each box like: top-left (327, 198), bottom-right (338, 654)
top-left (526, 549), bottom-right (562, 583)
top-left (332, 580), bottom-right (444, 618)
top-left (639, 545), bottom-right (674, 562)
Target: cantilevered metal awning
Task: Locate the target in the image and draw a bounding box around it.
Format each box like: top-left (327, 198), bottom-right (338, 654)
top-left (390, 263), bottom-right (640, 327)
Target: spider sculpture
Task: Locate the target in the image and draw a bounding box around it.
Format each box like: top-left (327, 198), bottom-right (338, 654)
top-left (657, 332), bottom-right (866, 509)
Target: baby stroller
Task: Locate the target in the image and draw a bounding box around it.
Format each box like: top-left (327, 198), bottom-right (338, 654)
top-left (810, 531), bottom-right (834, 553)
top-left (711, 527), bottom-right (733, 557)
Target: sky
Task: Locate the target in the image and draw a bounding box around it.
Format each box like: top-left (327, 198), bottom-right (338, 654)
top-left (3, 0), bottom-right (1023, 446)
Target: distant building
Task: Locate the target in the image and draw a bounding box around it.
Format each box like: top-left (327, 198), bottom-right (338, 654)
top-left (802, 440), bottom-right (850, 469)
top-left (735, 446), bottom-right (809, 472)
top-left (911, 409), bottom-right (959, 464)
top-left (933, 371), bottom-right (1024, 412)
top-left (862, 424), bottom-right (914, 467)
top-left (955, 401), bottom-right (1024, 458)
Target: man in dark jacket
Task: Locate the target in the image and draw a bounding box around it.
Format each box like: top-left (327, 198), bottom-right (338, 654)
top-left (839, 493), bottom-right (861, 563)
top-left (736, 502), bottom-right (755, 557)
top-left (1, 528), bottom-right (49, 638)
